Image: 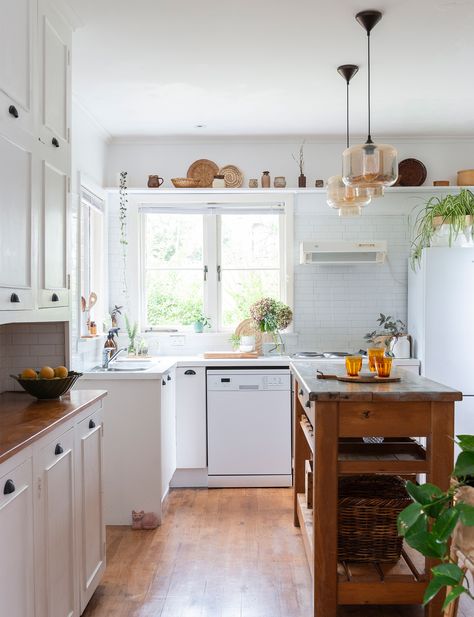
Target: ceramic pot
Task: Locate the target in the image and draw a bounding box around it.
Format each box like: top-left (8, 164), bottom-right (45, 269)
top-left (452, 485), bottom-right (474, 562)
top-left (239, 335), bottom-right (255, 352)
top-left (391, 335), bottom-right (411, 359)
top-left (298, 174), bottom-right (306, 188)
top-left (274, 176), bottom-right (286, 188)
top-left (194, 321), bottom-right (204, 333)
top-left (148, 175), bottom-right (164, 188)
top-left (261, 171), bottom-right (271, 188)
top-left (432, 215), bottom-right (473, 247)
top-left (249, 179), bottom-right (258, 188)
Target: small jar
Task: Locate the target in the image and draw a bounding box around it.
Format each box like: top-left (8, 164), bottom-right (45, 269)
top-left (212, 174), bottom-right (226, 188)
top-left (274, 176), bottom-right (286, 188)
top-left (89, 321), bottom-right (97, 336)
top-left (248, 178), bottom-right (258, 188)
top-left (261, 171), bottom-right (271, 188)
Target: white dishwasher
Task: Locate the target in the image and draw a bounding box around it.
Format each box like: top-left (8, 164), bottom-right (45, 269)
top-left (207, 368), bottom-right (292, 487)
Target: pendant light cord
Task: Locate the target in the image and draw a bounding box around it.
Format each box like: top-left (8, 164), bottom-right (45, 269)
top-left (346, 80), bottom-right (350, 149)
top-left (366, 31), bottom-right (372, 144)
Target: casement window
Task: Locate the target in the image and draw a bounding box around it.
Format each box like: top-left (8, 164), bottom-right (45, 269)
top-left (79, 186), bottom-right (105, 335)
top-left (139, 201), bottom-right (292, 331)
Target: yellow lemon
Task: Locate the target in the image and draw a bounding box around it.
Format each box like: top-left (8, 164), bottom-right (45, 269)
top-left (39, 366), bottom-right (55, 379)
top-left (21, 368), bottom-right (37, 379)
top-left (54, 366), bottom-right (68, 379)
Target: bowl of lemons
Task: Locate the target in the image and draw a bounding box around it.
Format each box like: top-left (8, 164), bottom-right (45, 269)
top-left (11, 366), bottom-right (83, 399)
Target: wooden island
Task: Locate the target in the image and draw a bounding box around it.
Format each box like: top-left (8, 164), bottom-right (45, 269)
top-left (290, 361), bottom-right (463, 617)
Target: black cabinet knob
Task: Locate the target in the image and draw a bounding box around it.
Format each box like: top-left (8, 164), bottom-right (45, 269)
top-left (10, 293), bottom-right (20, 303)
top-left (89, 419), bottom-right (96, 429)
top-left (54, 443), bottom-right (63, 455)
top-left (52, 137), bottom-right (59, 147)
top-left (3, 479), bottom-right (15, 495)
top-left (8, 105), bottom-right (19, 118)
top-left (51, 293), bottom-right (59, 302)
top-left (184, 369), bottom-right (196, 375)
top-left (167, 374), bottom-right (171, 381)
top-left (305, 400), bottom-right (311, 408)
top-left (299, 389), bottom-right (303, 396)
top-left (162, 379), bottom-right (166, 386)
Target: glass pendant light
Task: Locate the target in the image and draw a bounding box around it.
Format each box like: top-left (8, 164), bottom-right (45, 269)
top-left (342, 10), bottom-right (398, 194)
top-left (327, 64), bottom-right (371, 217)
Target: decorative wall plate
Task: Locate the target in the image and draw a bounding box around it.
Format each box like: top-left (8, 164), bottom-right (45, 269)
top-left (398, 158), bottom-right (427, 186)
top-left (219, 164), bottom-right (244, 188)
top-left (187, 159), bottom-right (219, 188)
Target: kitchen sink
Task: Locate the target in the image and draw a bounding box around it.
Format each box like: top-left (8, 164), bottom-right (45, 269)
top-left (90, 362), bottom-right (153, 372)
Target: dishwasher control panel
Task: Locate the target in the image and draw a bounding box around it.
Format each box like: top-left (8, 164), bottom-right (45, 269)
top-left (207, 369), bottom-right (290, 391)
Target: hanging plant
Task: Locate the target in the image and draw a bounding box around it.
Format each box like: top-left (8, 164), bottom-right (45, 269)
top-left (119, 171), bottom-right (129, 300)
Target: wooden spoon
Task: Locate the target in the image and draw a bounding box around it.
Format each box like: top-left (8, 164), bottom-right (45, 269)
top-left (81, 296), bottom-right (87, 312)
top-left (88, 292), bottom-right (97, 309)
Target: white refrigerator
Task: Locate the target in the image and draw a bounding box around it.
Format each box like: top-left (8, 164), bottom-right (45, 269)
top-left (408, 247), bottom-right (474, 455)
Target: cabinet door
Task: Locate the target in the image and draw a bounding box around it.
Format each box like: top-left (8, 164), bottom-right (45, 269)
top-left (176, 367), bottom-right (207, 468)
top-left (36, 427), bottom-right (77, 617)
top-left (76, 407), bottom-right (105, 613)
top-left (0, 130), bottom-right (35, 310)
top-left (38, 156), bottom-right (69, 307)
top-left (38, 0), bottom-right (70, 170)
top-left (0, 457), bottom-right (35, 617)
top-left (0, 0), bottom-right (35, 137)
top-left (161, 371), bottom-right (177, 499)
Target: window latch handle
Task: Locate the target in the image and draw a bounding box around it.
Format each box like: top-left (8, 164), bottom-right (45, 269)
top-left (203, 265), bottom-right (208, 281)
top-left (217, 265), bottom-right (221, 282)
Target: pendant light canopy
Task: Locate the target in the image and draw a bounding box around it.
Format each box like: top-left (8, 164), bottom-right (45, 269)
top-left (327, 64), bottom-right (371, 217)
top-left (342, 10), bottom-right (398, 194)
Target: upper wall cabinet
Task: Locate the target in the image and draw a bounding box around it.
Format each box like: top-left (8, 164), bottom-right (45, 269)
top-left (0, 0), bottom-right (36, 139)
top-left (38, 0), bottom-right (71, 172)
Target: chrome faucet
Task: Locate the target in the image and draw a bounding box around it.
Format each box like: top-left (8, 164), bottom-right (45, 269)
top-left (102, 347), bottom-right (127, 369)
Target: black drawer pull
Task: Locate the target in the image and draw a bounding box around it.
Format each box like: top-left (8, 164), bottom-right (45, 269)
top-left (305, 400), bottom-right (311, 408)
top-left (8, 105), bottom-right (19, 118)
top-left (52, 137), bottom-right (60, 147)
top-left (89, 419), bottom-right (96, 429)
top-left (299, 389), bottom-right (303, 396)
top-left (10, 293), bottom-right (20, 303)
top-left (51, 293), bottom-right (59, 302)
top-left (54, 443), bottom-right (63, 455)
top-left (162, 379), bottom-right (166, 386)
top-left (184, 369), bottom-right (196, 375)
top-left (167, 374), bottom-right (171, 381)
top-left (3, 479), bottom-right (15, 495)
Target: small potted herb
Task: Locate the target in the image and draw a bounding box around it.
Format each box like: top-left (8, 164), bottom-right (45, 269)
top-left (192, 312), bottom-right (211, 333)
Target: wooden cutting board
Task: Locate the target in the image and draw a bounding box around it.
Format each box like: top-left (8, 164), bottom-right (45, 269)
top-left (203, 351), bottom-right (260, 359)
top-left (317, 371), bottom-right (401, 383)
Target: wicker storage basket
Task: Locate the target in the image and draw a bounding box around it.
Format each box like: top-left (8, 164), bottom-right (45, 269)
top-left (338, 474), bottom-right (411, 562)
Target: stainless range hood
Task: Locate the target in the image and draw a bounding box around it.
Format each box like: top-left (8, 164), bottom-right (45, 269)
top-left (300, 241), bottom-right (387, 265)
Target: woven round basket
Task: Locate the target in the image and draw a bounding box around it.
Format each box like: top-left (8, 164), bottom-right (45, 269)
top-left (171, 177), bottom-right (199, 188)
top-left (219, 164), bottom-right (243, 188)
top-left (187, 159), bottom-right (219, 188)
top-left (10, 372), bottom-right (83, 399)
top-left (338, 474), bottom-right (411, 562)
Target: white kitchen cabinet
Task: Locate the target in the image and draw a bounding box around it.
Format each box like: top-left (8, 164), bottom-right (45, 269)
top-left (0, 128), bottom-right (36, 310)
top-left (0, 454), bottom-right (35, 617)
top-left (38, 0), bottom-right (71, 168)
top-left (75, 406), bottom-right (105, 613)
top-left (0, 0), bottom-right (35, 138)
top-left (161, 369), bottom-right (176, 500)
top-left (176, 366), bottom-right (207, 469)
top-left (38, 155), bottom-right (69, 308)
top-left (35, 426), bottom-right (77, 617)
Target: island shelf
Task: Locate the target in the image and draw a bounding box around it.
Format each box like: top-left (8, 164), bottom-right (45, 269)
top-left (290, 360), bottom-right (462, 617)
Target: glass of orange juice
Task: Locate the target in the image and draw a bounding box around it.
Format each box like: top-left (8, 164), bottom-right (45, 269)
top-left (368, 347), bottom-right (385, 372)
top-left (375, 355), bottom-right (392, 378)
top-left (345, 355), bottom-right (363, 377)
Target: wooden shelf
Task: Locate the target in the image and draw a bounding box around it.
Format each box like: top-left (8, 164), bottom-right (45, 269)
top-left (296, 493), bottom-right (426, 605)
top-left (339, 438), bottom-right (427, 474)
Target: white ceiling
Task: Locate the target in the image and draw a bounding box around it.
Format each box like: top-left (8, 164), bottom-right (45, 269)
top-left (69, 0), bottom-right (474, 139)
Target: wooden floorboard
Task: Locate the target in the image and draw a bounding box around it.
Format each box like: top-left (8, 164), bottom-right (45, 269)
top-left (82, 487), bottom-right (473, 617)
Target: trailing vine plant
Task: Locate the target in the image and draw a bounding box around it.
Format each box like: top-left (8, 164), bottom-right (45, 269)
top-left (119, 171), bottom-right (129, 302)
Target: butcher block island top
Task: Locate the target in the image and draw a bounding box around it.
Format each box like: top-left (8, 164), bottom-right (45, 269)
top-left (289, 361), bottom-right (462, 617)
top-left (291, 360), bottom-right (462, 401)
top-left (0, 390), bottom-right (107, 464)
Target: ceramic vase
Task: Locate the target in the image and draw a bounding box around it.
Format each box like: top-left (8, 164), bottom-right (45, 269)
top-left (298, 174), bottom-right (306, 188)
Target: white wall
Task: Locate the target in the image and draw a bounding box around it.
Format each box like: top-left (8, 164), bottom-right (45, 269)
top-left (106, 137), bottom-right (474, 189)
top-left (70, 99), bottom-right (109, 369)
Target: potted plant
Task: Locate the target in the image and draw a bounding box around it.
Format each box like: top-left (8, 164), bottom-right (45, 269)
top-left (124, 314), bottom-right (138, 355)
top-left (397, 435), bottom-right (474, 611)
top-left (292, 140), bottom-right (306, 187)
top-left (411, 189), bottom-right (474, 269)
top-left (249, 297), bottom-right (293, 355)
top-left (365, 313), bottom-right (409, 357)
top-left (192, 312), bottom-right (211, 333)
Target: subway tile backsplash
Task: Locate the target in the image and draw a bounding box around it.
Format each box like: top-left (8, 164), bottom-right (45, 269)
top-left (0, 322), bottom-right (66, 393)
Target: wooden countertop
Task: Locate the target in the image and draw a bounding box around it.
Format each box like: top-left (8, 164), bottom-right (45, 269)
top-left (290, 361), bottom-right (463, 402)
top-left (0, 390), bottom-right (107, 464)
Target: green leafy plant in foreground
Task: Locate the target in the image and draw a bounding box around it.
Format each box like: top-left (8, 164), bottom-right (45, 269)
top-left (397, 435), bottom-right (474, 609)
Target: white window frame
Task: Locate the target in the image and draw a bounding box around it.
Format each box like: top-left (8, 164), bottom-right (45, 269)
top-left (138, 195), bottom-right (294, 332)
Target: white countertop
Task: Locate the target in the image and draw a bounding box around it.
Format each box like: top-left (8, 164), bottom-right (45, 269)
top-left (78, 355), bottom-right (420, 380)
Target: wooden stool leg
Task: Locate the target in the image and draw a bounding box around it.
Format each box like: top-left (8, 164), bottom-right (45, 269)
top-left (313, 401), bottom-right (339, 617)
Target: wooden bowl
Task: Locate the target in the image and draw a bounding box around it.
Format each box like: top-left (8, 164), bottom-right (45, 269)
top-left (457, 170), bottom-right (474, 186)
top-left (171, 177), bottom-right (199, 188)
top-left (10, 371), bottom-right (83, 399)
